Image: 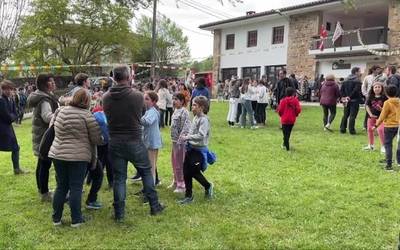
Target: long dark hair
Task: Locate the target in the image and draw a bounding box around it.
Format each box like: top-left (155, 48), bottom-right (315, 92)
top-left (367, 82), bottom-right (384, 101)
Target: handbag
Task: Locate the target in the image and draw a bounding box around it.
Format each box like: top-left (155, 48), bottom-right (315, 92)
top-left (38, 109), bottom-right (60, 160)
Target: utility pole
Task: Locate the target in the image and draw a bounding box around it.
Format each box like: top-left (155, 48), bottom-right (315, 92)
top-left (151, 0), bottom-right (157, 81)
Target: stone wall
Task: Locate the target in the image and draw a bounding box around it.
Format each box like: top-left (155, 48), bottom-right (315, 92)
top-left (287, 11), bottom-right (322, 79)
top-left (387, 0), bottom-right (400, 66)
top-left (212, 29), bottom-right (221, 98)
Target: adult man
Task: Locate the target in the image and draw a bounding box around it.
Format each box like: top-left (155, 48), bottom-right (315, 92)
top-left (386, 65), bottom-right (400, 95)
top-left (103, 65), bottom-right (164, 221)
top-left (59, 73), bottom-right (91, 105)
top-left (274, 70), bottom-right (295, 106)
top-left (0, 80), bottom-right (27, 174)
top-left (340, 67), bottom-right (363, 135)
top-left (289, 73), bottom-right (299, 90)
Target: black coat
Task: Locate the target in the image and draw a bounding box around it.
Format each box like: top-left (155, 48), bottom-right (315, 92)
top-left (0, 95), bottom-right (19, 152)
top-left (275, 77), bottom-right (295, 105)
top-left (340, 76), bottom-right (363, 104)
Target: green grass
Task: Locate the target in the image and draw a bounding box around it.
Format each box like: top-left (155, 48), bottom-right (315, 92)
top-left (1, 103), bottom-right (400, 249)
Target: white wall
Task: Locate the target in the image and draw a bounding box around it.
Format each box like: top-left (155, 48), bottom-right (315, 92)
top-left (219, 18), bottom-right (289, 77)
top-left (318, 60), bottom-right (367, 78)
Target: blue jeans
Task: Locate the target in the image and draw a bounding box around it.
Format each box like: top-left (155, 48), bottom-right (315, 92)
top-left (52, 159), bottom-right (87, 224)
top-left (240, 100), bottom-right (255, 127)
top-left (109, 141), bottom-right (160, 219)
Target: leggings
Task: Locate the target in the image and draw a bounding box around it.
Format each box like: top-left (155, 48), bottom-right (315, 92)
top-left (183, 149), bottom-right (211, 198)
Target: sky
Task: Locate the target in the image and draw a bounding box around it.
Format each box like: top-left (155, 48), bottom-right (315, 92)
top-left (136, 0), bottom-right (315, 60)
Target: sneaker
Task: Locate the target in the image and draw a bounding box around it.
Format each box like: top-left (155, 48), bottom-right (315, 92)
top-left (385, 166), bottom-right (394, 172)
top-left (250, 126), bottom-right (259, 130)
top-left (173, 187), bottom-right (185, 193)
top-left (363, 145), bottom-right (374, 151)
top-left (14, 168), bottom-right (29, 175)
top-left (155, 180), bottom-right (162, 186)
top-left (380, 147), bottom-right (386, 154)
top-left (41, 191), bottom-right (53, 202)
top-left (131, 175), bottom-right (142, 182)
top-left (150, 203), bottom-right (165, 216)
top-left (71, 218), bottom-right (86, 228)
top-left (178, 196), bottom-right (193, 205)
top-left (143, 196), bottom-right (149, 204)
top-left (205, 183), bottom-right (214, 199)
top-left (53, 221), bottom-right (62, 226)
top-left (240, 126), bottom-right (245, 129)
top-left (86, 201), bottom-right (102, 210)
top-left (167, 183), bottom-right (176, 190)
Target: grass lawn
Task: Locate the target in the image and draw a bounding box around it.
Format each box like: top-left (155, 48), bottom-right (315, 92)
top-left (1, 102), bottom-right (400, 249)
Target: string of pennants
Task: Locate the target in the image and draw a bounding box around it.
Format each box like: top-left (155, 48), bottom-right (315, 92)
top-left (0, 63), bottom-right (190, 73)
top-left (356, 30), bottom-right (400, 56)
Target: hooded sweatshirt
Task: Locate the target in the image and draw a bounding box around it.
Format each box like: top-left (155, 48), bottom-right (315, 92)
top-left (103, 85), bottom-right (144, 142)
top-left (319, 80), bottom-right (340, 106)
top-left (277, 96), bottom-right (301, 125)
top-left (27, 90), bottom-right (59, 156)
top-left (376, 97), bottom-right (400, 128)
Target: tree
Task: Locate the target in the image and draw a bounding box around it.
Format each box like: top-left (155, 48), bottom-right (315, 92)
top-left (0, 0), bottom-right (30, 63)
top-left (13, 0), bottom-right (132, 71)
top-left (135, 15), bottom-right (190, 64)
top-left (191, 56), bottom-right (213, 72)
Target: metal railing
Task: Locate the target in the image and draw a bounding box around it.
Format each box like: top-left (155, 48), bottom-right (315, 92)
top-left (310, 26), bottom-right (388, 51)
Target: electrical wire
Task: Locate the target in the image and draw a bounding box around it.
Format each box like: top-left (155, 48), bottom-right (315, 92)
top-left (184, 0), bottom-right (234, 19)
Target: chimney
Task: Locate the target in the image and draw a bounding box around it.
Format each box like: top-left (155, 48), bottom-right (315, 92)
top-left (246, 11), bottom-right (256, 16)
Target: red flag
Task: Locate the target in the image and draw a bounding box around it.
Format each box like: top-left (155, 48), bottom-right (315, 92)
top-left (319, 25), bottom-right (328, 51)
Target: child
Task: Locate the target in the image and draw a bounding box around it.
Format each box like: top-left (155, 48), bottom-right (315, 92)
top-left (277, 87), bottom-right (301, 151)
top-left (373, 85), bottom-right (400, 171)
top-left (170, 93), bottom-right (191, 193)
top-left (364, 82), bottom-right (387, 153)
top-left (142, 91), bottom-right (162, 184)
top-left (179, 96), bottom-right (216, 205)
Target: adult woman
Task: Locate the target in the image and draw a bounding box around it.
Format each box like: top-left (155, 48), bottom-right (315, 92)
top-left (319, 74), bottom-right (340, 131)
top-left (27, 74), bottom-right (59, 201)
top-left (156, 79), bottom-right (171, 128)
top-left (0, 80), bottom-right (27, 175)
top-left (240, 78), bottom-right (258, 129)
top-left (226, 79), bottom-right (240, 127)
top-left (49, 89), bottom-right (103, 227)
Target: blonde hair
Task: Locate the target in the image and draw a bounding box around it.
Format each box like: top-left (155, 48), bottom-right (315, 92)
top-left (1, 80), bottom-right (15, 90)
top-left (69, 89), bottom-right (91, 109)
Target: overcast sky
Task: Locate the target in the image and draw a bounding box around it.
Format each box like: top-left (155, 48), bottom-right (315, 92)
top-left (137, 0), bottom-right (314, 60)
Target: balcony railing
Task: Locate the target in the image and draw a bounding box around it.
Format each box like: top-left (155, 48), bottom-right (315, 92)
top-left (310, 26), bottom-right (388, 51)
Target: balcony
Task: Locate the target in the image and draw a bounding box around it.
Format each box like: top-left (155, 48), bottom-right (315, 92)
top-left (309, 26), bottom-right (389, 57)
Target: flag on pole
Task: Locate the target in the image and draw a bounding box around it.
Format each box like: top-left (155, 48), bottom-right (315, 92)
top-left (319, 25), bottom-right (328, 51)
top-left (332, 21), bottom-right (344, 44)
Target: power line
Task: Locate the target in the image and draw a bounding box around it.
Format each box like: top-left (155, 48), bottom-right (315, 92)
top-left (177, 0), bottom-right (226, 20)
top-left (184, 0), bottom-right (234, 19)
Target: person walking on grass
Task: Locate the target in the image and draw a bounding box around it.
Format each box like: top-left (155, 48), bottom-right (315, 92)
top-left (363, 82), bottom-right (387, 153)
top-left (49, 89), bottom-right (103, 227)
top-left (103, 65), bottom-right (164, 221)
top-left (0, 80), bottom-right (28, 175)
top-left (27, 74), bottom-right (59, 201)
top-left (169, 93), bottom-right (191, 193)
top-left (277, 87), bottom-right (301, 151)
top-left (319, 74), bottom-right (340, 132)
top-left (178, 96), bottom-right (216, 205)
top-left (141, 91), bottom-right (162, 186)
top-left (373, 85), bottom-right (400, 171)
top-left (340, 67), bottom-right (363, 135)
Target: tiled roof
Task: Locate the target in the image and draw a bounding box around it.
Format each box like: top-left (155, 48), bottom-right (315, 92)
top-left (199, 0), bottom-right (341, 29)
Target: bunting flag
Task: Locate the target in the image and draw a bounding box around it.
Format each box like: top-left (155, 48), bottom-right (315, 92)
top-left (356, 29), bottom-right (400, 56)
top-left (0, 63), bottom-right (189, 74)
top-left (332, 21), bottom-right (344, 44)
top-left (319, 25), bottom-right (328, 51)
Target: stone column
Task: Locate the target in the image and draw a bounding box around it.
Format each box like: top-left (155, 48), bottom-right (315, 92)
top-left (388, 0), bottom-right (400, 66)
top-left (212, 29), bottom-right (222, 98)
top-left (287, 11), bottom-right (322, 79)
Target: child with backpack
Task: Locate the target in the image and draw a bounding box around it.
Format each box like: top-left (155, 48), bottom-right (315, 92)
top-left (277, 87), bottom-right (302, 151)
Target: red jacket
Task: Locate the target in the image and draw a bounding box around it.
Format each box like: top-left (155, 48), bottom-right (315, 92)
top-left (278, 96), bottom-right (301, 125)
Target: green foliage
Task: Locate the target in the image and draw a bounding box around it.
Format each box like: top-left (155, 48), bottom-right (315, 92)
top-left (135, 15), bottom-right (190, 64)
top-left (13, 0), bottom-right (133, 68)
top-left (1, 104), bottom-right (400, 249)
top-left (191, 56), bottom-right (213, 72)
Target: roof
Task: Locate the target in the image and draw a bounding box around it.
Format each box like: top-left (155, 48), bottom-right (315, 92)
top-left (199, 0), bottom-right (341, 30)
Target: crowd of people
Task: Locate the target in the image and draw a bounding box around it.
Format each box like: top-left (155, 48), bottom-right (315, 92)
top-left (1, 62), bottom-right (400, 227)
top-left (0, 66), bottom-right (215, 227)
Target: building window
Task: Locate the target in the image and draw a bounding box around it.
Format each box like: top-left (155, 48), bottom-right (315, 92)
top-left (247, 30), bottom-right (258, 47)
top-left (272, 26), bottom-right (285, 44)
top-left (226, 34), bottom-right (235, 50)
top-left (242, 67), bottom-right (261, 80)
top-left (265, 65), bottom-right (286, 85)
top-left (221, 68), bottom-right (238, 81)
